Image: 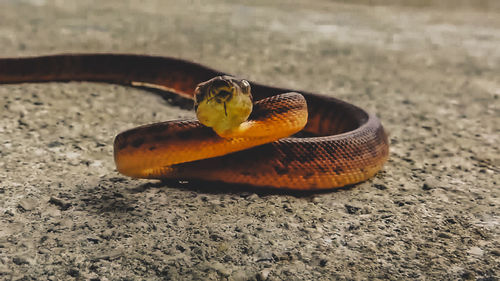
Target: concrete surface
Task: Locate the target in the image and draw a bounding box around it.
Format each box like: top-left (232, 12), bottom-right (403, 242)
top-left (0, 0), bottom-right (498, 280)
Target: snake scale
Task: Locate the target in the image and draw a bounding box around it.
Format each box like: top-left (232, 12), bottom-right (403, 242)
top-left (0, 54), bottom-right (389, 190)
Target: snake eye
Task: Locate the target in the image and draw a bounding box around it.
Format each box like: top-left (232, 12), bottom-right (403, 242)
top-left (194, 85), bottom-right (204, 105)
top-left (240, 80), bottom-right (251, 95)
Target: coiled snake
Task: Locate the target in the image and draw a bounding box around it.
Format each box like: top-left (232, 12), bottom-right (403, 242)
top-left (0, 54), bottom-right (389, 190)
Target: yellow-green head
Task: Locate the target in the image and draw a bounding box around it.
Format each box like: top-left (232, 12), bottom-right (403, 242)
top-left (194, 76), bottom-right (253, 137)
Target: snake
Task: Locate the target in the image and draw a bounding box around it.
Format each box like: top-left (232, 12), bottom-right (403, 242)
top-left (0, 54), bottom-right (389, 190)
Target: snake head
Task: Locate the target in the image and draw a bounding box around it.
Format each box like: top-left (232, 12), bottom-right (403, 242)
top-left (194, 76), bottom-right (253, 137)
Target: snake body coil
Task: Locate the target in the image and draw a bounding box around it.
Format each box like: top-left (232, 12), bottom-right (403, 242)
top-left (0, 54), bottom-right (389, 190)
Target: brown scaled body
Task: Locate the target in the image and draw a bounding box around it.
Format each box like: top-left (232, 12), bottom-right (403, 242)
top-left (0, 54), bottom-right (389, 190)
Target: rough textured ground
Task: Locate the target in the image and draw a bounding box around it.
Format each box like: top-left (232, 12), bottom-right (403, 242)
top-left (0, 0), bottom-right (499, 280)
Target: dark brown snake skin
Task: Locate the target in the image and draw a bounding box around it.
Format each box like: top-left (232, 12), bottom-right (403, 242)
top-left (0, 54), bottom-right (389, 190)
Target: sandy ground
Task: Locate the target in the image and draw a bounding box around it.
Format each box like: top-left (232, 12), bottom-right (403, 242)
top-left (0, 0), bottom-right (499, 280)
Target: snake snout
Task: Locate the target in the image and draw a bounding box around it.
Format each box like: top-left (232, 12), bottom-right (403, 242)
top-left (194, 76), bottom-right (254, 136)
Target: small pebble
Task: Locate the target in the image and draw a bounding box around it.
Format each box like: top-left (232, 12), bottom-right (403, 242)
top-left (48, 197), bottom-right (72, 210)
top-left (231, 270), bottom-right (253, 281)
top-left (345, 204), bottom-right (360, 214)
top-left (206, 262), bottom-right (231, 277)
top-left (468, 247), bottom-right (483, 256)
top-left (12, 257), bottom-right (29, 265)
top-left (18, 198), bottom-right (37, 211)
top-left (257, 268), bottom-right (271, 280)
top-left (422, 177), bottom-right (440, 190)
top-left (438, 232), bottom-right (452, 239)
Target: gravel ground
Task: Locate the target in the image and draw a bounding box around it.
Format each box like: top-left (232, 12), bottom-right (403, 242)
top-left (0, 0), bottom-right (498, 280)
